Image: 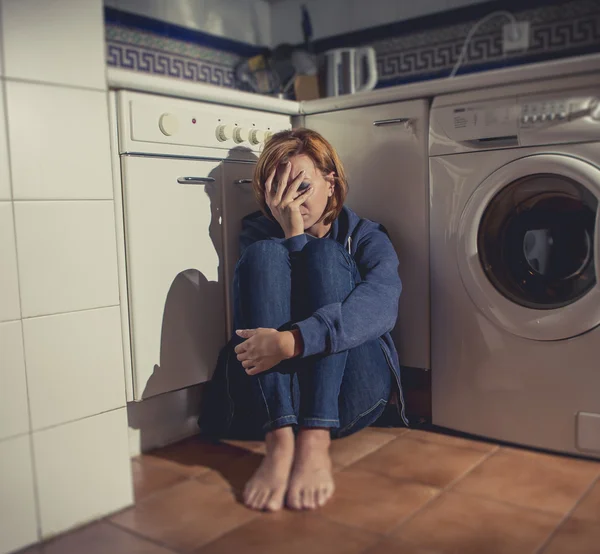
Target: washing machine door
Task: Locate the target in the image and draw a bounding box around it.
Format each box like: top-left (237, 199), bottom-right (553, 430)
top-left (458, 153), bottom-right (600, 340)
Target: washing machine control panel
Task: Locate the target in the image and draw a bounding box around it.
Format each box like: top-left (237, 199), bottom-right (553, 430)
top-left (520, 100), bottom-right (569, 124)
top-left (517, 89), bottom-right (600, 146)
top-left (433, 89), bottom-right (600, 149)
top-left (518, 94), bottom-right (598, 126)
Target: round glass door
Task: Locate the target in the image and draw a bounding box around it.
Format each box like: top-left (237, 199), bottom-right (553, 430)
top-left (478, 174), bottom-right (597, 310)
top-left (458, 154), bottom-right (600, 341)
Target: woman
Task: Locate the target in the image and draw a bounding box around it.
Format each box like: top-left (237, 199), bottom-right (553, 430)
top-left (200, 128), bottom-right (407, 512)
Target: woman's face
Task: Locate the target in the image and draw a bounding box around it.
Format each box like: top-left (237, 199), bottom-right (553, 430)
top-left (277, 154), bottom-right (334, 232)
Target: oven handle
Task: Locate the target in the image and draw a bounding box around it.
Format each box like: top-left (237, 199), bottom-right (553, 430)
top-left (177, 176), bottom-right (215, 185)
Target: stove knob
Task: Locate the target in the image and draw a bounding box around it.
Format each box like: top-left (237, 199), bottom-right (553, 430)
top-left (233, 127), bottom-right (249, 143)
top-left (159, 113), bottom-right (179, 136)
top-left (216, 124), bottom-right (234, 142)
top-left (264, 131), bottom-right (274, 142)
top-left (249, 129), bottom-right (265, 145)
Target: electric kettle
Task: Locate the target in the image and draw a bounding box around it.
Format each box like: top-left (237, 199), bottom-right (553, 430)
top-left (324, 47), bottom-right (378, 97)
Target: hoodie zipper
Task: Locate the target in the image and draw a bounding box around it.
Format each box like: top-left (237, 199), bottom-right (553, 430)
top-left (379, 338), bottom-right (410, 426)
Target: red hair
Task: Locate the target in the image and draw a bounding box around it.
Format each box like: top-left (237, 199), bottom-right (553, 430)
top-left (252, 128), bottom-right (348, 225)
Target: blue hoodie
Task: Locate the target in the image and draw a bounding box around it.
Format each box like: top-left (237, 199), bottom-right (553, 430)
top-left (238, 205), bottom-right (408, 426)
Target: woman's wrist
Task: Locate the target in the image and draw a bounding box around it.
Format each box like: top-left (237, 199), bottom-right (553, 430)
top-left (279, 329), bottom-right (304, 359)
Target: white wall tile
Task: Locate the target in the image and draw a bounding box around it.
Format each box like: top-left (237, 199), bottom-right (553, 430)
top-left (14, 201), bottom-right (119, 318)
top-left (1, 0), bottom-right (106, 89)
top-left (6, 82), bottom-right (113, 200)
top-left (0, 435), bottom-right (38, 554)
top-left (106, 0), bottom-right (271, 46)
top-left (23, 307), bottom-right (126, 431)
top-left (270, 0), bottom-right (488, 45)
top-left (0, 202), bottom-right (21, 322)
top-left (33, 408), bottom-right (132, 538)
top-left (0, 321), bottom-right (29, 441)
top-left (0, 85), bottom-right (10, 201)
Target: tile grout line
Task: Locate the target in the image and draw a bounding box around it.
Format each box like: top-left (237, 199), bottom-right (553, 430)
top-left (106, 518), bottom-right (185, 553)
top-left (532, 473), bottom-right (600, 554)
top-left (383, 445), bottom-right (501, 539)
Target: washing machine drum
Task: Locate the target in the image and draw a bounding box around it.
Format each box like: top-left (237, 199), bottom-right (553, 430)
top-left (458, 154), bottom-right (600, 341)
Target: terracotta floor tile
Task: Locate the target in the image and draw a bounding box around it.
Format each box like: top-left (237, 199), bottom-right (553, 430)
top-left (353, 435), bottom-right (489, 487)
top-left (141, 436), bottom-right (249, 477)
top-left (394, 491), bottom-right (560, 554)
top-left (197, 452), bottom-right (264, 491)
top-left (541, 517), bottom-right (600, 554)
top-left (196, 510), bottom-right (379, 554)
top-left (363, 539), bottom-right (442, 554)
top-left (330, 428), bottom-right (396, 470)
top-left (110, 480), bottom-right (257, 552)
top-left (33, 522), bottom-right (175, 553)
top-left (452, 448), bottom-right (600, 515)
top-left (220, 439), bottom-right (266, 455)
top-left (131, 459), bottom-right (188, 501)
top-left (408, 429), bottom-right (498, 453)
top-left (570, 478), bottom-right (600, 521)
top-left (320, 468), bottom-right (439, 534)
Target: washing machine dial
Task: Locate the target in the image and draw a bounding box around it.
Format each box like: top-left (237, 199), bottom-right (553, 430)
top-left (216, 124), bottom-right (234, 142)
top-left (249, 129), bottom-right (265, 145)
top-left (159, 113), bottom-right (179, 136)
top-left (589, 98), bottom-right (600, 120)
top-left (233, 127), bottom-right (249, 143)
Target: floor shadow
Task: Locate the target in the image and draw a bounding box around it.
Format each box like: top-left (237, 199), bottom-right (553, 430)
top-left (146, 434), bottom-right (265, 495)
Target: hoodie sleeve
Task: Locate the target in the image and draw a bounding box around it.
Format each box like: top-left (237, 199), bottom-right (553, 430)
top-left (293, 228), bottom-right (402, 357)
top-left (239, 216), bottom-right (310, 256)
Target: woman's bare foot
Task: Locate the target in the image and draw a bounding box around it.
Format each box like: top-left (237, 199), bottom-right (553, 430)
top-left (243, 426), bottom-right (295, 511)
top-left (287, 428), bottom-right (335, 510)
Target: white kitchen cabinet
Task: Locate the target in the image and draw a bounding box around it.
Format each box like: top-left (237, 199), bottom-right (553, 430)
top-left (0, 435), bottom-right (38, 554)
top-left (305, 100), bottom-right (431, 371)
top-left (0, 321), bottom-right (29, 441)
top-left (6, 82), bottom-right (113, 200)
top-left (14, 200), bottom-right (120, 318)
top-left (0, 85), bottom-right (10, 200)
top-left (0, 202), bottom-right (21, 322)
top-left (121, 156), bottom-right (226, 400)
top-left (0, 3), bottom-right (3, 78)
top-left (33, 408), bottom-right (132, 538)
top-left (23, 307), bottom-right (126, 431)
top-left (1, 0), bottom-right (106, 89)
top-left (222, 160), bottom-right (259, 335)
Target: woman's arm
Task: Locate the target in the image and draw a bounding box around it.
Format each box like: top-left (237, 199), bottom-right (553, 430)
top-left (293, 229), bottom-right (402, 356)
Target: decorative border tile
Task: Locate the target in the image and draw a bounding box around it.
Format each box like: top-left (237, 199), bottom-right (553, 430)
top-left (106, 41), bottom-right (236, 88)
top-left (105, 1), bottom-right (600, 92)
top-left (373, 0), bottom-right (600, 87)
top-left (104, 7), bottom-right (263, 90)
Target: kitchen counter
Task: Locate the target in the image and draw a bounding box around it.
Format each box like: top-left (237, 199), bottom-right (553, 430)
top-left (107, 53), bottom-right (600, 115)
top-left (107, 67), bottom-right (301, 115)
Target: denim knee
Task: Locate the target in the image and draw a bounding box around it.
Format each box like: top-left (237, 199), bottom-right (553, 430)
top-left (300, 238), bottom-right (353, 268)
top-left (237, 240), bottom-right (290, 274)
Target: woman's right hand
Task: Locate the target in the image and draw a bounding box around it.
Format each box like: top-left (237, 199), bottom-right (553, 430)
top-left (265, 161), bottom-right (314, 238)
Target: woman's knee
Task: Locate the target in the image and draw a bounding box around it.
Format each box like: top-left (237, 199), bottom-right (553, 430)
top-left (238, 240), bottom-right (289, 269)
top-left (301, 238), bottom-right (351, 269)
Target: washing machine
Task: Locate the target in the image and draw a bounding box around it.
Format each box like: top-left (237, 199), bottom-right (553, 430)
top-left (429, 72), bottom-right (600, 458)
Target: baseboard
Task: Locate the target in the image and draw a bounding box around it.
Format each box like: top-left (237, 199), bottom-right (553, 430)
top-left (126, 383), bottom-right (206, 457)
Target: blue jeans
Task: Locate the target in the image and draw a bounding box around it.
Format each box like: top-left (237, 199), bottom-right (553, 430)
top-left (230, 238), bottom-right (392, 439)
